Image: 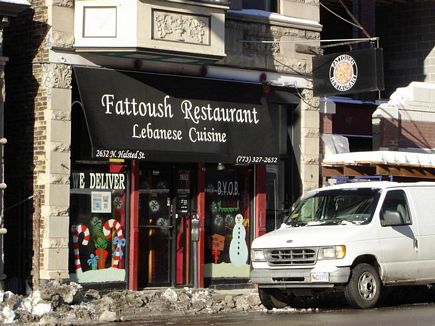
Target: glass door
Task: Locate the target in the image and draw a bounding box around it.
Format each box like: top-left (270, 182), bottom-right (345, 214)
top-left (138, 166), bottom-right (173, 287)
top-left (137, 164), bottom-right (196, 288)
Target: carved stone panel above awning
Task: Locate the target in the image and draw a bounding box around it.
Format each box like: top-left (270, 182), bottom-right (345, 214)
top-left (152, 10), bottom-right (210, 45)
top-left (74, 0), bottom-right (228, 63)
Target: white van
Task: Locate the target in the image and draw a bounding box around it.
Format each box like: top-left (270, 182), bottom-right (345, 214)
top-left (251, 181), bottom-right (435, 309)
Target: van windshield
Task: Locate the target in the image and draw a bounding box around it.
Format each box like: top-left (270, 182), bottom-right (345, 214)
top-left (284, 188), bottom-right (380, 226)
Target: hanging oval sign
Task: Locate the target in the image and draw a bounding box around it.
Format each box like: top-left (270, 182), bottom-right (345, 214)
top-left (328, 54), bottom-right (358, 92)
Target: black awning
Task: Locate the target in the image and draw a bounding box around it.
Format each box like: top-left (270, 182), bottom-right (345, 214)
top-left (73, 66), bottom-right (280, 164)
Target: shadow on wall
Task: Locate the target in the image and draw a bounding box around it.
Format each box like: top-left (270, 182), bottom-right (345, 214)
top-left (379, 117), bottom-right (435, 151)
top-left (320, 1), bottom-right (435, 99)
top-left (3, 6), bottom-right (50, 294)
top-left (377, 2), bottom-right (435, 97)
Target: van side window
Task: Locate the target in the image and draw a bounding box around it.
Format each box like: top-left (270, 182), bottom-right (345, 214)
top-left (380, 190), bottom-right (411, 226)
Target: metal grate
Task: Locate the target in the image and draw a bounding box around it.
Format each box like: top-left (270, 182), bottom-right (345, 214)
top-left (266, 248), bottom-right (317, 266)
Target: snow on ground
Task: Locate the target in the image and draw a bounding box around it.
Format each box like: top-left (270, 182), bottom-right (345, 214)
top-left (0, 281), bottom-right (263, 324)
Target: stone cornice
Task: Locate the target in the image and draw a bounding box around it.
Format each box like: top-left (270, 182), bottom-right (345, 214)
top-left (227, 9), bottom-right (322, 32)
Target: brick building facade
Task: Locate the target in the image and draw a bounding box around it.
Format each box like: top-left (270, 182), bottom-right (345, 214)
top-left (4, 0), bottom-right (73, 291)
top-left (2, 0), bottom-right (321, 292)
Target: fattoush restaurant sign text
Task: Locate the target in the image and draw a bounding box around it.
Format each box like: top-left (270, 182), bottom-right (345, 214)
top-left (100, 94), bottom-right (259, 144)
top-left (74, 67), bottom-right (279, 164)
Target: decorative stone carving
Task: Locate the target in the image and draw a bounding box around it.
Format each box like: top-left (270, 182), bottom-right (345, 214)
top-left (242, 36), bottom-right (280, 54)
top-left (52, 143), bottom-right (70, 153)
top-left (303, 155), bottom-right (320, 165)
top-left (153, 10), bottom-right (209, 45)
top-left (276, 58), bottom-right (307, 75)
top-left (43, 238), bottom-right (69, 248)
top-left (51, 111), bottom-right (71, 121)
top-left (42, 63), bottom-right (72, 89)
top-left (301, 89), bottom-right (320, 109)
top-left (50, 174), bottom-right (70, 185)
top-left (50, 31), bottom-right (75, 49)
top-left (303, 128), bottom-right (319, 137)
top-left (305, 0), bottom-right (320, 6)
top-left (52, 0), bottom-right (73, 8)
top-left (42, 205), bottom-right (69, 217)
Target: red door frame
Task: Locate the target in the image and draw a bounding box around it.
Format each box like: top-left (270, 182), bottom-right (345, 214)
top-left (255, 164), bottom-right (267, 238)
top-left (128, 160), bottom-right (139, 290)
top-left (196, 162), bottom-right (205, 288)
top-left (128, 161), bottom-right (266, 289)
top-left (129, 161), bottom-right (205, 289)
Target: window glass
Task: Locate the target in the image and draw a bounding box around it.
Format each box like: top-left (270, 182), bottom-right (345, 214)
top-left (241, 0), bottom-right (278, 12)
top-left (69, 165), bottom-right (128, 283)
top-left (380, 190), bottom-right (411, 225)
top-left (284, 188), bottom-right (380, 226)
top-left (204, 166), bottom-right (250, 280)
top-left (138, 167), bottom-right (172, 286)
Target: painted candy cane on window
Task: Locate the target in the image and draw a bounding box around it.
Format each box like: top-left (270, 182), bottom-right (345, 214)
top-left (103, 219), bottom-right (125, 268)
top-left (72, 224), bottom-right (90, 272)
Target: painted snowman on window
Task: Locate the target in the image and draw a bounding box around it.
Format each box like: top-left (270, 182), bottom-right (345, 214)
top-left (229, 214), bottom-right (248, 267)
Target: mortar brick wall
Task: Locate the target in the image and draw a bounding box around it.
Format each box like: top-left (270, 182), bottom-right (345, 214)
top-left (399, 119), bottom-right (435, 149)
top-left (378, 1), bottom-right (435, 97)
top-left (2, 0), bottom-right (321, 291)
top-left (379, 118), bottom-right (435, 150)
top-left (320, 114), bottom-right (333, 135)
top-left (379, 118), bottom-right (399, 150)
top-left (319, 113), bottom-right (332, 158)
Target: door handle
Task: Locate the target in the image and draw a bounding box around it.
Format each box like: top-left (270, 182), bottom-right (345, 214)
top-left (414, 238), bottom-right (418, 249)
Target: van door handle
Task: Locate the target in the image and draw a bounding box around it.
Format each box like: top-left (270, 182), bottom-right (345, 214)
top-left (414, 238), bottom-right (418, 249)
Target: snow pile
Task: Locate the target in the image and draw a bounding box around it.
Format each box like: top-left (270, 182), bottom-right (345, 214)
top-left (0, 281), bottom-right (263, 324)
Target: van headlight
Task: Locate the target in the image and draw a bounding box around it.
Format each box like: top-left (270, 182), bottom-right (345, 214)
top-left (317, 245), bottom-right (346, 260)
top-left (251, 249), bottom-right (266, 261)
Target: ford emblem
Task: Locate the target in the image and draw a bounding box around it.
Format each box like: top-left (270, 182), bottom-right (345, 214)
top-left (286, 240), bottom-right (293, 243)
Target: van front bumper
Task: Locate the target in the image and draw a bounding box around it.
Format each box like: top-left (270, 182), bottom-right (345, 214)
top-left (251, 266), bottom-right (350, 288)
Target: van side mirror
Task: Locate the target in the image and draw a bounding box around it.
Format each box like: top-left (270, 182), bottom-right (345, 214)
top-left (381, 210), bottom-right (403, 226)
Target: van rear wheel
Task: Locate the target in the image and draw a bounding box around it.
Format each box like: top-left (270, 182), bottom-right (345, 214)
top-left (344, 263), bottom-right (381, 309)
top-left (258, 288), bottom-right (288, 310)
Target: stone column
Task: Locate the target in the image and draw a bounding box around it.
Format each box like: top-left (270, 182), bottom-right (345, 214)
top-left (33, 0), bottom-right (74, 283)
top-left (39, 63), bottom-right (72, 280)
top-left (299, 89), bottom-right (320, 194)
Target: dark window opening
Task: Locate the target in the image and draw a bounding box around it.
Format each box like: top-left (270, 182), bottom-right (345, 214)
top-left (241, 0), bottom-right (278, 12)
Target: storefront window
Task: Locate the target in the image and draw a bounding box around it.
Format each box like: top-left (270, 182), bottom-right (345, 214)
top-left (204, 165), bottom-right (250, 281)
top-left (69, 164), bottom-right (128, 283)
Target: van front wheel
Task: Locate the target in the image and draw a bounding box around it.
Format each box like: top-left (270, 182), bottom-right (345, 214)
top-left (344, 263), bottom-right (381, 309)
top-left (258, 288), bottom-right (288, 310)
